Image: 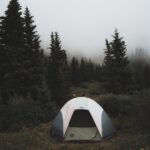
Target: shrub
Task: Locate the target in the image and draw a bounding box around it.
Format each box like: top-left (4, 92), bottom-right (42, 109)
top-left (97, 94), bottom-right (138, 130)
top-left (133, 88), bottom-right (150, 99)
top-left (88, 88), bottom-right (101, 95)
top-left (97, 94), bottom-right (134, 117)
top-left (0, 95), bottom-right (56, 132)
top-left (80, 83), bottom-right (88, 88)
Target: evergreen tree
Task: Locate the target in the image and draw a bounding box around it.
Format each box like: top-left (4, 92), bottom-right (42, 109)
top-left (86, 59), bottom-right (95, 81)
top-left (103, 39), bottom-right (115, 90)
top-left (103, 29), bottom-right (131, 93)
top-left (104, 39), bottom-right (114, 73)
top-left (80, 57), bottom-right (87, 82)
top-left (0, 0), bottom-right (24, 47)
top-left (94, 64), bottom-right (102, 81)
top-left (71, 57), bottom-right (81, 85)
top-left (143, 64), bottom-right (150, 88)
top-left (111, 30), bottom-right (129, 69)
top-left (80, 57), bottom-right (100, 82)
top-left (0, 17), bottom-right (6, 99)
top-left (24, 7), bottom-right (41, 51)
top-left (0, 0), bottom-right (25, 99)
top-left (49, 32), bottom-right (71, 106)
top-left (0, 0), bottom-right (55, 131)
top-left (23, 6), bottom-right (47, 99)
top-left (0, 1), bottom-right (45, 98)
top-left (0, 16), bottom-right (5, 46)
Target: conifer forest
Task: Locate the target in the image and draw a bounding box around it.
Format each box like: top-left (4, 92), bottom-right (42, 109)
top-left (0, 0), bottom-right (150, 150)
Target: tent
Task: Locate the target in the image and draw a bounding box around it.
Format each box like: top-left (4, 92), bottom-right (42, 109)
top-left (52, 97), bottom-right (115, 141)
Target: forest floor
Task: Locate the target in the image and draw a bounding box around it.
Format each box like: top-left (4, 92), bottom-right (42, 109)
top-left (0, 81), bottom-right (150, 150)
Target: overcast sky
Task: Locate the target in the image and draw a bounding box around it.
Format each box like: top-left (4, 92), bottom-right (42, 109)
top-left (1, 0), bottom-right (150, 59)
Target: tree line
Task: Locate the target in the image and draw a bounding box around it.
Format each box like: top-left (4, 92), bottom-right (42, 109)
top-left (0, 0), bottom-right (150, 131)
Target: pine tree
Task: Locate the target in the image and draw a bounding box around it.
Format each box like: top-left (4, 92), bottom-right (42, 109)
top-left (86, 59), bottom-right (95, 81)
top-left (103, 39), bottom-right (115, 90)
top-left (71, 57), bottom-right (81, 85)
top-left (143, 64), bottom-right (150, 88)
top-left (23, 7), bottom-right (46, 98)
top-left (103, 29), bottom-right (131, 93)
top-left (0, 0), bottom-right (24, 47)
top-left (49, 32), bottom-right (71, 106)
top-left (0, 17), bottom-right (6, 96)
top-left (24, 7), bottom-right (41, 51)
top-left (0, 0), bottom-right (55, 131)
top-left (111, 29), bottom-right (129, 69)
top-left (0, 0), bottom-right (26, 99)
top-left (0, 0), bottom-right (48, 99)
top-left (104, 39), bottom-right (113, 71)
top-left (94, 64), bottom-right (102, 81)
top-left (80, 57), bottom-right (87, 82)
top-left (0, 16), bottom-right (5, 46)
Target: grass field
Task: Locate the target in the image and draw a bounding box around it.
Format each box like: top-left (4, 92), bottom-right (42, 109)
top-left (0, 81), bottom-right (150, 150)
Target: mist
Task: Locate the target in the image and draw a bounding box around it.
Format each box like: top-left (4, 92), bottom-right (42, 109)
top-left (1, 0), bottom-right (150, 59)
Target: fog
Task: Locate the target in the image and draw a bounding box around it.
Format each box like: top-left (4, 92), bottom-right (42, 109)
top-left (1, 0), bottom-right (150, 59)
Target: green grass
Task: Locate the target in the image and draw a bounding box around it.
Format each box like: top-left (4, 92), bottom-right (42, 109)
top-left (71, 81), bottom-right (105, 98)
top-left (0, 82), bottom-right (150, 150)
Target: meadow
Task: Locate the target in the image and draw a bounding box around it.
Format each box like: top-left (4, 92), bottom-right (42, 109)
top-left (0, 81), bottom-right (150, 150)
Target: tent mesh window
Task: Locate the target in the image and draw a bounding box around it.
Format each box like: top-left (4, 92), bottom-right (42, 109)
top-left (69, 110), bottom-right (96, 127)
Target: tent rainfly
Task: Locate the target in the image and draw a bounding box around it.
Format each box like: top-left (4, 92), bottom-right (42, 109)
top-left (52, 97), bottom-right (115, 141)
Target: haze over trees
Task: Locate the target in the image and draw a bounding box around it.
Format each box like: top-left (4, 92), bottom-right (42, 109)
top-left (0, 0), bottom-right (150, 131)
top-left (47, 32), bottom-right (71, 106)
top-left (103, 30), bottom-right (131, 93)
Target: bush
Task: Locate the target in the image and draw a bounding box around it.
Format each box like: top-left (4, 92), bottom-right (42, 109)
top-left (80, 83), bottom-right (88, 88)
top-left (97, 94), bottom-right (138, 130)
top-left (97, 94), bottom-right (134, 117)
top-left (0, 95), bottom-right (56, 132)
top-left (133, 88), bottom-right (150, 98)
top-left (88, 88), bottom-right (101, 95)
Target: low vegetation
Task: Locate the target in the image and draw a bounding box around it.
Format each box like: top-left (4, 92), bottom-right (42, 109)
top-left (0, 82), bottom-right (150, 150)
top-left (0, 0), bottom-right (150, 149)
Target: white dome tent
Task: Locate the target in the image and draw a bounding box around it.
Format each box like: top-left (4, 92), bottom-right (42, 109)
top-left (52, 97), bottom-right (115, 141)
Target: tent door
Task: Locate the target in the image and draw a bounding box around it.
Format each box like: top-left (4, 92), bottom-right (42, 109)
top-left (64, 109), bottom-right (101, 141)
